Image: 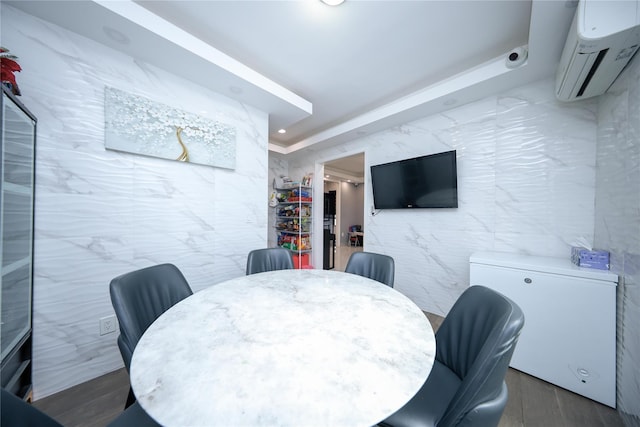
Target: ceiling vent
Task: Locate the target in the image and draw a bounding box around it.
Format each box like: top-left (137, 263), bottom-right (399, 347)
top-left (556, 0), bottom-right (640, 102)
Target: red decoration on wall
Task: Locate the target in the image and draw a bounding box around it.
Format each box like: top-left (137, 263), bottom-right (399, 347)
top-left (1, 47), bottom-right (22, 96)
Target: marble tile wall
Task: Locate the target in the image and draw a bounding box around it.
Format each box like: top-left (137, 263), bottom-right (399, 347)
top-left (595, 57), bottom-right (640, 423)
top-left (287, 78), bottom-right (599, 315)
top-left (339, 182), bottom-right (365, 246)
top-left (2, 5), bottom-right (269, 399)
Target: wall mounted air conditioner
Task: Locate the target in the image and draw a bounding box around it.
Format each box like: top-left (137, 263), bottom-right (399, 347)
top-left (556, 0), bottom-right (640, 102)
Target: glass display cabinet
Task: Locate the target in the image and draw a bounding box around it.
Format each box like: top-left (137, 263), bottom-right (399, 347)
top-left (274, 182), bottom-right (312, 268)
top-left (1, 85), bottom-right (36, 401)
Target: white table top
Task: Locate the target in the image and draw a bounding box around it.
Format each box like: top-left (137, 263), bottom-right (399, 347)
top-left (130, 269), bottom-right (435, 427)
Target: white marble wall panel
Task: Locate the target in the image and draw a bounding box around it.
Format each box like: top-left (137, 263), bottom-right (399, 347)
top-left (268, 153), bottom-right (289, 248)
top-left (495, 81), bottom-right (598, 257)
top-left (596, 55), bottom-right (640, 424)
top-left (2, 5), bottom-right (268, 398)
top-left (287, 78), bottom-right (598, 319)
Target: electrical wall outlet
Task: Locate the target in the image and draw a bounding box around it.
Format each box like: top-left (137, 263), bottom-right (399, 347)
top-left (99, 315), bottom-right (117, 336)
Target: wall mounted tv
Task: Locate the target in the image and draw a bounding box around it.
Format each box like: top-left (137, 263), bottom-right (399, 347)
top-left (371, 150), bottom-right (458, 209)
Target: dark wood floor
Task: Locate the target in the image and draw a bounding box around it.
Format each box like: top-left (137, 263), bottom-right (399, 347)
top-left (33, 368), bottom-right (129, 427)
top-left (31, 312), bottom-right (623, 427)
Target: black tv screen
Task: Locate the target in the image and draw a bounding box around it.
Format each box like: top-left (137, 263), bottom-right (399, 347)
top-left (371, 150), bottom-right (458, 209)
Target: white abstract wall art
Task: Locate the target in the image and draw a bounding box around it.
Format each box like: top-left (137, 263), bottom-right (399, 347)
top-left (104, 87), bottom-right (236, 169)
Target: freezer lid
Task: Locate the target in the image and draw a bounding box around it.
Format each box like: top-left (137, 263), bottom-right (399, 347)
top-left (470, 251), bottom-right (619, 284)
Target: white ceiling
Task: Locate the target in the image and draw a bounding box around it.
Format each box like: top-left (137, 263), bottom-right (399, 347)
top-left (136, 0), bottom-right (533, 145)
top-left (325, 152), bottom-right (365, 184)
top-left (7, 0), bottom-right (577, 168)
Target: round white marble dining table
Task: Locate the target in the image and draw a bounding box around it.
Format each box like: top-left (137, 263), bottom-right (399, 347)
top-left (130, 269), bottom-right (435, 427)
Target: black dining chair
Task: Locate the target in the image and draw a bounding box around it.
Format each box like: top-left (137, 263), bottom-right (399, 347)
top-left (344, 251), bottom-right (395, 287)
top-left (0, 388), bottom-right (160, 426)
top-left (246, 248), bottom-right (294, 275)
top-left (109, 263), bottom-right (193, 408)
top-left (379, 285), bottom-right (525, 427)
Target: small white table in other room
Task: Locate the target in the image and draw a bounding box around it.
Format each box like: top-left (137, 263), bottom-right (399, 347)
top-left (348, 231), bottom-right (364, 246)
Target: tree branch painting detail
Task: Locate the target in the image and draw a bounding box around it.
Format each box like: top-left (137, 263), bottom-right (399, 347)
top-left (104, 87), bottom-right (236, 169)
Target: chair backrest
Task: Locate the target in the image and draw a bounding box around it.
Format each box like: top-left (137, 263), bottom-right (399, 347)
top-left (1, 388), bottom-right (63, 427)
top-left (246, 248), bottom-right (294, 275)
top-left (344, 251), bottom-right (395, 287)
top-left (435, 285), bottom-right (524, 427)
top-left (109, 263), bottom-right (193, 371)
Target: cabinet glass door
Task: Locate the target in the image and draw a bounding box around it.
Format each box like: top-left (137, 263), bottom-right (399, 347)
top-left (1, 91), bottom-right (36, 361)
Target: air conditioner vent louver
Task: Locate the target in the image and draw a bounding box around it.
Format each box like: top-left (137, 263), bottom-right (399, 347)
top-left (576, 48), bottom-right (608, 97)
top-left (556, 0), bottom-right (640, 102)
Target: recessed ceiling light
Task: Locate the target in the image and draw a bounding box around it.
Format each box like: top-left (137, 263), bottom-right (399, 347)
top-left (321, 0), bottom-right (345, 5)
top-left (278, 129), bottom-right (286, 134)
top-left (325, 175), bottom-right (330, 178)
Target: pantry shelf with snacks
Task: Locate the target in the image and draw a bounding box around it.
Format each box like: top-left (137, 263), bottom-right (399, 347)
top-left (274, 182), bottom-right (312, 269)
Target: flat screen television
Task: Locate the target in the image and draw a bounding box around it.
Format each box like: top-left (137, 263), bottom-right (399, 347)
top-left (371, 150), bottom-right (458, 209)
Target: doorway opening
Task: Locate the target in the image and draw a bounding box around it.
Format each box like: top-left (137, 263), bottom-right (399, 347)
top-left (322, 153), bottom-right (365, 270)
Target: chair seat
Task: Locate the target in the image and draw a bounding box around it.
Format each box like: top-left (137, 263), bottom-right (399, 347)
top-left (107, 401), bottom-right (160, 427)
top-left (1, 387), bottom-right (160, 427)
top-left (381, 360), bottom-right (461, 427)
top-left (380, 286), bottom-right (524, 427)
top-left (1, 388), bottom-right (63, 427)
